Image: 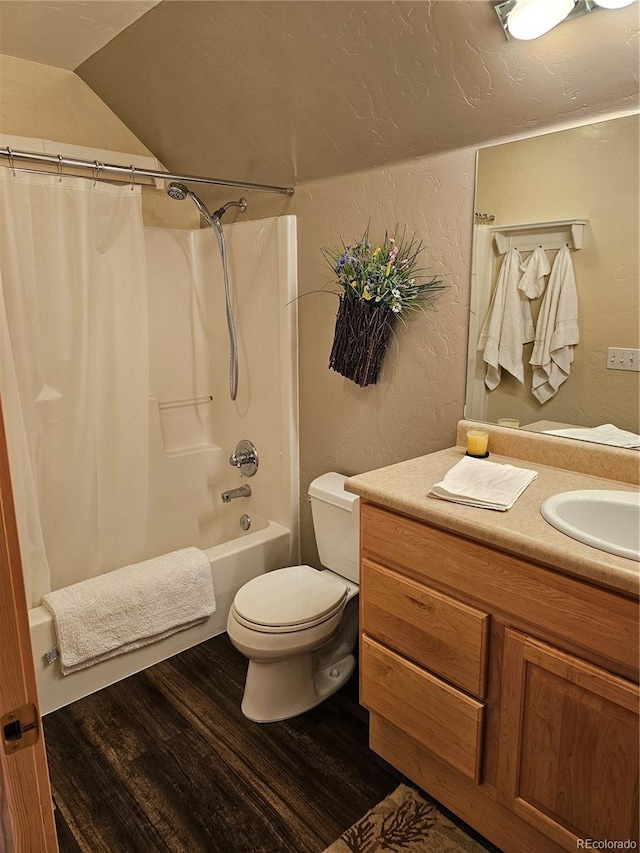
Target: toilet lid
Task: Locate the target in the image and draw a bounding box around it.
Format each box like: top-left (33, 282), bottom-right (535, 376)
top-left (233, 565), bottom-right (348, 629)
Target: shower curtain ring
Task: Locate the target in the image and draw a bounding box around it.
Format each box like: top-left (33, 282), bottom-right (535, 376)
top-left (7, 147), bottom-right (16, 177)
top-left (129, 165), bottom-right (136, 191)
top-left (57, 155), bottom-right (63, 182)
top-left (92, 160), bottom-right (101, 186)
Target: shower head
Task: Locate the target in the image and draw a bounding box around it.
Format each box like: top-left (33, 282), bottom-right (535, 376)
top-left (166, 181), bottom-right (216, 225)
top-left (166, 182), bottom-right (189, 201)
top-left (166, 182), bottom-right (248, 226)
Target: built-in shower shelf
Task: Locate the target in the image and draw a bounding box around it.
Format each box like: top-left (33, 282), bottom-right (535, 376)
top-left (149, 396), bottom-right (218, 457)
top-left (490, 219), bottom-right (587, 254)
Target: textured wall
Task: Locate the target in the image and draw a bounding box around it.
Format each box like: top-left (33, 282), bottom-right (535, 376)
top-left (0, 54), bottom-right (199, 230)
top-left (248, 148), bottom-right (476, 564)
top-left (476, 115), bottom-right (639, 434)
top-left (0, 54), bottom-right (151, 154)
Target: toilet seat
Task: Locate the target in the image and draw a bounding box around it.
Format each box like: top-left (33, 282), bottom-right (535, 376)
top-left (232, 565), bottom-right (348, 633)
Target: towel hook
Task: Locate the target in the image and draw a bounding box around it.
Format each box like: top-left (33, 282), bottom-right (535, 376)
top-left (6, 147), bottom-right (16, 177)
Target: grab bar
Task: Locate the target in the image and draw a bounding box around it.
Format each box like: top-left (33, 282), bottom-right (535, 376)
top-left (156, 395), bottom-right (213, 411)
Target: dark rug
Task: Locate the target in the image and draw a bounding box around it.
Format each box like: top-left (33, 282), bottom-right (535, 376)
top-left (323, 784), bottom-right (490, 853)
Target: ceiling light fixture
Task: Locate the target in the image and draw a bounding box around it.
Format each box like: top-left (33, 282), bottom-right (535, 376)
top-left (592, 0), bottom-right (636, 8)
top-left (494, 0), bottom-right (638, 40)
top-left (506, 0), bottom-right (574, 40)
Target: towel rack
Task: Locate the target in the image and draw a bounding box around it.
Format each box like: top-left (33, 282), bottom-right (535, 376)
top-left (490, 219), bottom-right (587, 254)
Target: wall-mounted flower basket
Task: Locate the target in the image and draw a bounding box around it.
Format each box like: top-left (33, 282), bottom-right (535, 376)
top-left (323, 227), bottom-right (445, 388)
top-left (329, 296), bottom-right (394, 387)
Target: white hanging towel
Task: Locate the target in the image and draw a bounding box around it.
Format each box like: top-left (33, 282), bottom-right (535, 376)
top-left (518, 246), bottom-right (550, 299)
top-left (42, 547), bottom-right (216, 675)
top-left (530, 244), bottom-right (579, 403)
top-left (477, 248), bottom-right (535, 390)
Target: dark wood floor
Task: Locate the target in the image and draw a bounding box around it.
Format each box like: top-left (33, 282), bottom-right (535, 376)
top-left (44, 634), bottom-right (499, 853)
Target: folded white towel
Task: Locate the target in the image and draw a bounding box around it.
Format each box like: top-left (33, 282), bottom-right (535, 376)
top-left (530, 245), bottom-right (579, 403)
top-left (429, 456), bottom-right (538, 511)
top-left (477, 248), bottom-right (535, 390)
top-left (42, 547), bottom-right (215, 675)
top-left (544, 423), bottom-right (640, 449)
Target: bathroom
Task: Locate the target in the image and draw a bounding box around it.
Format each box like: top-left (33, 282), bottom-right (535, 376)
top-left (0, 1), bottom-right (638, 851)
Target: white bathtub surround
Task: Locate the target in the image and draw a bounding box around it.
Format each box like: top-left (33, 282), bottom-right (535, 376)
top-left (144, 215), bottom-right (299, 557)
top-left (42, 547), bottom-right (215, 675)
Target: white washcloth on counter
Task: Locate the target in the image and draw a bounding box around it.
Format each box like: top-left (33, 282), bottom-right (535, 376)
top-left (530, 245), bottom-right (579, 403)
top-left (477, 248), bottom-right (535, 390)
top-left (429, 456), bottom-right (538, 511)
top-left (544, 423), bottom-right (640, 449)
top-left (42, 547), bottom-right (215, 675)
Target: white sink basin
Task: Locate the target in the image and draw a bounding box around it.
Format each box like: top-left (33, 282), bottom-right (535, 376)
top-left (541, 490), bottom-right (640, 562)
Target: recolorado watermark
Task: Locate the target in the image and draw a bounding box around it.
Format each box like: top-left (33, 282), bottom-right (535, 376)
top-left (576, 841), bottom-right (637, 850)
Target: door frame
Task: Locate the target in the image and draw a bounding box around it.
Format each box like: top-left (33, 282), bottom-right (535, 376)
top-left (0, 394), bottom-right (58, 851)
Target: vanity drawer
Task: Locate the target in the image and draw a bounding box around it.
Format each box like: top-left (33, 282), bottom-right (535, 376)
top-left (361, 558), bottom-right (489, 698)
top-left (361, 502), bottom-right (639, 674)
top-left (361, 635), bottom-right (485, 782)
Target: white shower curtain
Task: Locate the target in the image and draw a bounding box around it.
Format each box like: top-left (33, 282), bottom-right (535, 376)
top-left (0, 170), bottom-right (149, 607)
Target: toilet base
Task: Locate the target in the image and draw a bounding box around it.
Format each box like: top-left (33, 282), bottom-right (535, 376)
top-left (241, 652), bottom-right (356, 723)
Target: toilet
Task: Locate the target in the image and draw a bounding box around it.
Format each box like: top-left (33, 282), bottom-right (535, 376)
top-left (227, 472), bottom-right (360, 722)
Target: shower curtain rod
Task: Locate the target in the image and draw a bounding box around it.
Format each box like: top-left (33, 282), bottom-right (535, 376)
top-left (0, 146), bottom-right (295, 197)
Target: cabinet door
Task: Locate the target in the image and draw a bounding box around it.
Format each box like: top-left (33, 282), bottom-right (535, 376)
top-left (498, 628), bottom-right (639, 850)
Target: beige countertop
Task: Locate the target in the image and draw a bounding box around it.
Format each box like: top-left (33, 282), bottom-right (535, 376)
top-left (346, 446), bottom-right (640, 598)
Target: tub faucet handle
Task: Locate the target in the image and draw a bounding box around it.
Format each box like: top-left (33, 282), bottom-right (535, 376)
top-left (229, 439), bottom-right (258, 477)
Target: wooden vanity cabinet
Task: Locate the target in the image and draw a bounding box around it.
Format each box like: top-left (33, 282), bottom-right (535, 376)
top-left (359, 502), bottom-right (640, 853)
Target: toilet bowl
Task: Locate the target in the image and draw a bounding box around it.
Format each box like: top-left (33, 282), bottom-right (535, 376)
top-left (227, 473), bottom-right (360, 722)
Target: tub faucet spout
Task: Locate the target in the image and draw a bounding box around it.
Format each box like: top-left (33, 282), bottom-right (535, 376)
top-left (221, 484), bottom-right (251, 503)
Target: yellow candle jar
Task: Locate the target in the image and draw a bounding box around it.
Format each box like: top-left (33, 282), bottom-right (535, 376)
top-left (466, 429), bottom-right (489, 458)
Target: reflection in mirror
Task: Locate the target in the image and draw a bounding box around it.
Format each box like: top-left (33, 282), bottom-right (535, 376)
top-left (465, 114), bottom-right (639, 448)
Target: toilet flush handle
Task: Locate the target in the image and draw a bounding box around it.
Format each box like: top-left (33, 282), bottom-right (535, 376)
top-left (229, 439), bottom-right (258, 477)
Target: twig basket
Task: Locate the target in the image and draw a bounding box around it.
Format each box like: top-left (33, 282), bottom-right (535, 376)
top-left (328, 296), bottom-right (394, 387)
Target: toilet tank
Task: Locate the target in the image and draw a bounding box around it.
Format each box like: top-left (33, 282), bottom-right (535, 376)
top-left (308, 473), bottom-right (360, 584)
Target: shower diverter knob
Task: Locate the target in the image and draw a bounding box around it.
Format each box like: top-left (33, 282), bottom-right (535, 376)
top-left (229, 439), bottom-right (258, 477)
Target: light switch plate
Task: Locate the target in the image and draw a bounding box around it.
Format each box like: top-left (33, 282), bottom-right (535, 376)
top-left (606, 348), bottom-right (640, 372)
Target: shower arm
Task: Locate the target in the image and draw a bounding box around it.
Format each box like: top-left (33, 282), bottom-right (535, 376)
top-left (0, 146), bottom-right (294, 197)
top-left (212, 198), bottom-right (248, 220)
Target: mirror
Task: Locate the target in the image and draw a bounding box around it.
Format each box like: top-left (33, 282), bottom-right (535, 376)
top-left (465, 113), bottom-right (639, 447)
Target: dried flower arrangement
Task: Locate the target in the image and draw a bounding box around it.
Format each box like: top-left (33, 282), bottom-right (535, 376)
top-left (322, 227), bottom-right (445, 386)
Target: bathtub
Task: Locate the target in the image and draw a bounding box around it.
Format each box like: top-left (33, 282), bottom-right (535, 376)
top-left (29, 520), bottom-right (292, 715)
